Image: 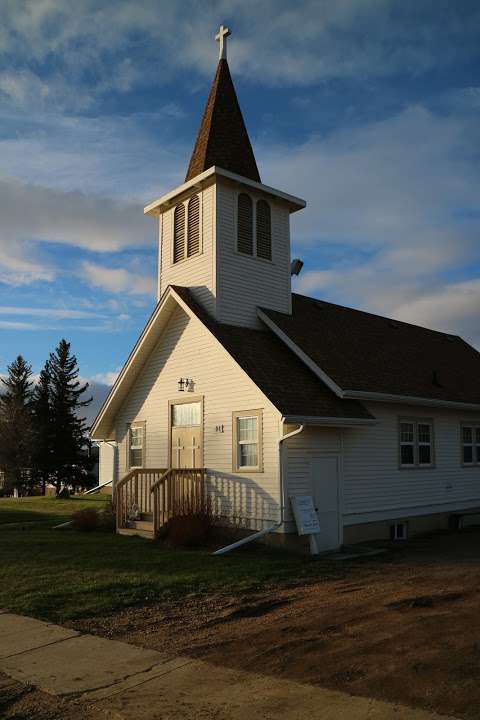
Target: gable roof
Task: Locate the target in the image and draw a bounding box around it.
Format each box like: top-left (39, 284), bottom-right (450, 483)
top-left (260, 294), bottom-right (480, 408)
top-left (172, 287), bottom-right (373, 423)
top-left (185, 59), bottom-right (260, 183)
top-left (91, 286), bottom-right (373, 439)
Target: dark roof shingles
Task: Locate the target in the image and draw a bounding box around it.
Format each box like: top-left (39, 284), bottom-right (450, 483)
top-left (263, 294), bottom-right (480, 404)
top-left (173, 286), bottom-right (372, 420)
top-left (185, 59), bottom-right (260, 183)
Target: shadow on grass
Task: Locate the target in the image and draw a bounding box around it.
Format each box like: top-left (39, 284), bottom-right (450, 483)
top-left (0, 524), bottom-right (341, 624)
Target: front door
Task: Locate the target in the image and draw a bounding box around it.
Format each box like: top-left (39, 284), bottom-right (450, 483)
top-left (310, 456), bottom-right (340, 552)
top-left (170, 401), bottom-right (203, 468)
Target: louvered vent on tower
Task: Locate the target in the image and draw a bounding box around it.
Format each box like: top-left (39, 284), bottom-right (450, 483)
top-left (237, 193), bottom-right (253, 255)
top-left (187, 195), bottom-right (200, 256)
top-left (256, 199), bottom-right (271, 260)
top-left (173, 204), bottom-right (185, 263)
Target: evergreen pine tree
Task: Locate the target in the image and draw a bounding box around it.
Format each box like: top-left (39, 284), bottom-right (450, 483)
top-left (49, 340), bottom-right (92, 494)
top-left (0, 356), bottom-right (34, 494)
top-left (31, 362), bottom-right (54, 495)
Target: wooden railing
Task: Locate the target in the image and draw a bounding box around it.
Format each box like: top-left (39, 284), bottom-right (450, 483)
top-left (115, 468), bottom-right (167, 530)
top-left (151, 468), bottom-right (207, 535)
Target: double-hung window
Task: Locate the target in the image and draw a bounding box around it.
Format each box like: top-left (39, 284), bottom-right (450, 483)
top-left (233, 410), bottom-right (263, 472)
top-left (128, 422), bottom-right (145, 468)
top-left (399, 419), bottom-right (434, 468)
top-left (461, 424), bottom-right (480, 466)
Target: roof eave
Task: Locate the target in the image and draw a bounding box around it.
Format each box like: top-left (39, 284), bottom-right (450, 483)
top-left (144, 166), bottom-right (306, 216)
top-left (283, 415), bottom-right (378, 427)
top-left (343, 390), bottom-right (480, 413)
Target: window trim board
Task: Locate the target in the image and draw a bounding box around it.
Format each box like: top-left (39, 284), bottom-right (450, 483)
top-left (232, 409), bottom-right (264, 473)
top-left (126, 420), bottom-right (146, 470)
top-left (398, 417), bottom-right (435, 470)
top-left (460, 421), bottom-right (480, 467)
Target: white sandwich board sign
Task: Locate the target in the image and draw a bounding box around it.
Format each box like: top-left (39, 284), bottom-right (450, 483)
top-left (290, 495), bottom-right (320, 536)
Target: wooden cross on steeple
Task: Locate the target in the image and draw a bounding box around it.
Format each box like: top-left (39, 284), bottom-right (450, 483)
top-left (215, 24), bottom-right (231, 60)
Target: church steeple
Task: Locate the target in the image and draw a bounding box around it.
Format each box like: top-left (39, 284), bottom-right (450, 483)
top-left (185, 27), bottom-right (260, 183)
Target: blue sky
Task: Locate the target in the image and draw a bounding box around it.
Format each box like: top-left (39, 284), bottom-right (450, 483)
top-left (1, 1), bottom-right (479, 419)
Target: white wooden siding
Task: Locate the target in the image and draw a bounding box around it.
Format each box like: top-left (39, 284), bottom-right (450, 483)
top-left (283, 406), bottom-right (480, 532)
top-left (216, 179), bottom-right (292, 328)
top-left (98, 442), bottom-right (116, 488)
top-left (158, 184), bottom-right (216, 314)
top-left (342, 403), bottom-right (480, 523)
top-left (283, 427), bottom-right (341, 530)
top-left (114, 305), bottom-right (282, 528)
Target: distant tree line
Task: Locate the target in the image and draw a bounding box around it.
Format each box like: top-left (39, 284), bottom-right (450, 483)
top-left (0, 339), bottom-right (94, 496)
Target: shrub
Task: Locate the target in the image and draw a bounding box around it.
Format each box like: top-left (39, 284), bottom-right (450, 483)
top-left (100, 501), bottom-right (116, 531)
top-left (165, 509), bottom-right (213, 548)
top-left (71, 507), bottom-right (99, 531)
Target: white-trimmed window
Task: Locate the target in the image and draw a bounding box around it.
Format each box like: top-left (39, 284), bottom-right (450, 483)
top-left (128, 422), bottom-right (145, 468)
top-left (399, 419), bottom-right (434, 468)
top-left (233, 410), bottom-right (263, 472)
top-left (461, 424), bottom-right (480, 466)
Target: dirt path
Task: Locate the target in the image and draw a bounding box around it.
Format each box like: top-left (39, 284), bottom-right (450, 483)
top-left (71, 529), bottom-right (480, 720)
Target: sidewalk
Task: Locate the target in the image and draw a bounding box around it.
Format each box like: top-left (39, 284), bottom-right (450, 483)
top-left (0, 610), bottom-right (459, 720)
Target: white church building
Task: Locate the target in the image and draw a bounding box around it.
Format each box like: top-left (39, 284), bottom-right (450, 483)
top-left (92, 27), bottom-right (480, 552)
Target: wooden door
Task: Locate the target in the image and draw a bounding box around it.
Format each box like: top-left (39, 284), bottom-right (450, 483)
top-left (170, 401), bottom-right (203, 468)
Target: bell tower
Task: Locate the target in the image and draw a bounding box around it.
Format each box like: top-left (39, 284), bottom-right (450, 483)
top-left (144, 26), bottom-right (305, 328)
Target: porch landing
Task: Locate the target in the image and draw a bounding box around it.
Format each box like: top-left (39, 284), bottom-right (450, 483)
top-left (117, 512), bottom-right (155, 539)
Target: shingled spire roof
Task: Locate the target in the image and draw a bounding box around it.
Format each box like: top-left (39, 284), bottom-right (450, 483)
top-left (185, 58), bottom-right (261, 183)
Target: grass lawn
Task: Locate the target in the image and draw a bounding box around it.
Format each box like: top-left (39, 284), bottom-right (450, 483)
top-left (0, 497), bottom-right (336, 624)
top-left (0, 494), bottom-right (109, 525)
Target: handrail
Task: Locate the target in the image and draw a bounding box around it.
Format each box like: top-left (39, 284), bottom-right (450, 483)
top-left (151, 467), bottom-right (207, 535)
top-left (115, 467), bottom-right (208, 535)
top-left (150, 468), bottom-right (174, 494)
top-left (115, 468), bottom-right (167, 530)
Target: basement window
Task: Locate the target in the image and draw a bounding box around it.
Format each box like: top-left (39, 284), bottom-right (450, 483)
top-left (390, 521), bottom-right (408, 541)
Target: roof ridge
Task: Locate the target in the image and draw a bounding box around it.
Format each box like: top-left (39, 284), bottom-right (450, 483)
top-left (291, 292), bottom-right (461, 341)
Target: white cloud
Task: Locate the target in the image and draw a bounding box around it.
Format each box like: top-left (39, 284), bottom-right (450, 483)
top-left (0, 175), bottom-right (155, 285)
top-left (0, 306), bottom-right (99, 319)
top-left (0, 320), bottom-right (37, 330)
top-left (91, 369), bottom-right (120, 386)
top-left (394, 280), bottom-right (480, 345)
top-left (81, 261), bottom-right (156, 297)
top-left (285, 103), bottom-right (480, 348)
top-left (1, 0), bottom-right (478, 98)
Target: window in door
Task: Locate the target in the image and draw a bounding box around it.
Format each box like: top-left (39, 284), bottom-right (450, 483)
top-left (172, 402), bottom-right (201, 427)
